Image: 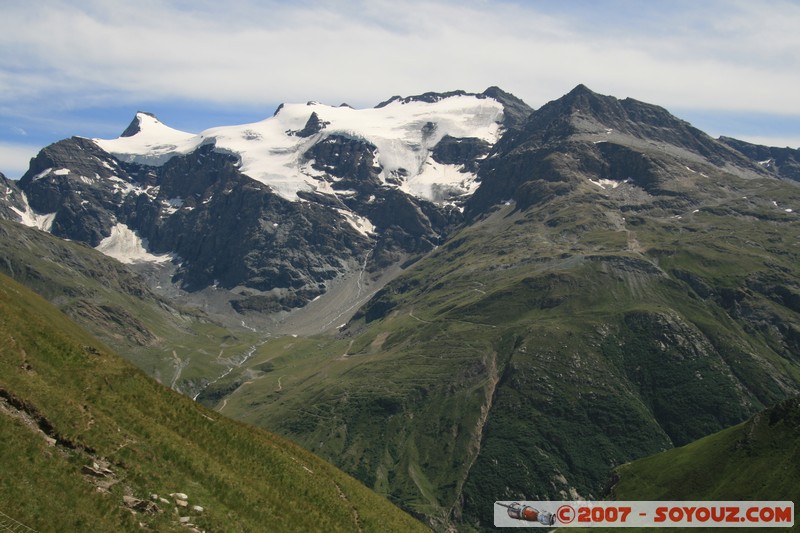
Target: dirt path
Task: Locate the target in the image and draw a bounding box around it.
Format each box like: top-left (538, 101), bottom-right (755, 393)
top-left (333, 482), bottom-right (364, 533)
top-left (336, 340), bottom-right (356, 360)
top-left (409, 308), bottom-right (433, 324)
top-left (170, 350), bottom-right (188, 390)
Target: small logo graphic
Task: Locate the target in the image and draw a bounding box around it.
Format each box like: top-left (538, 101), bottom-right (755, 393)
top-left (496, 502), bottom-right (556, 526)
top-left (494, 501), bottom-right (793, 528)
top-left (556, 504), bottom-right (575, 524)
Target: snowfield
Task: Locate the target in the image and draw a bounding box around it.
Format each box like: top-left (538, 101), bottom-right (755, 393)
top-left (93, 94), bottom-right (504, 203)
top-left (95, 223), bottom-right (174, 264)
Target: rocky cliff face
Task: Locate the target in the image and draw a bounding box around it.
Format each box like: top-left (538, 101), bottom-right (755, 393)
top-left (4, 89), bottom-right (515, 314)
top-left (0, 173), bottom-right (29, 221)
top-left (16, 139), bottom-right (383, 311)
top-left (719, 136), bottom-right (800, 182)
top-left (466, 84), bottom-right (781, 217)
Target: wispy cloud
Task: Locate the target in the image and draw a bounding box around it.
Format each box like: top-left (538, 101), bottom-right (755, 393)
top-left (2, 0), bottom-right (799, 113)
top-left (0, 0), bottom-right (798, 171)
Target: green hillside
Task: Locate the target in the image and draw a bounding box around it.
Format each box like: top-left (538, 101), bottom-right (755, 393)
top-left (0, 219), bottom-right (264, 397)
top-left (0, 273), bottom-right (428, 532)
top-left (609, 396), bottom-right (800, 502)
top-left (201, 170), bottom-right (800, 530)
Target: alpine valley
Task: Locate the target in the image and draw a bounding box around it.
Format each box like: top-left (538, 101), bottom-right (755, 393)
top-left (2, 85), bottom-right (799, 531)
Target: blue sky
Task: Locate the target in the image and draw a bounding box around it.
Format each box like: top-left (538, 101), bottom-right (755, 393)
top-left (2, 0), bottom-right (799, 178)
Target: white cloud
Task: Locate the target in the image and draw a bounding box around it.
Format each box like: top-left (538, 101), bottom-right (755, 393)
top-left (1, 0), bottom-right (799, 117)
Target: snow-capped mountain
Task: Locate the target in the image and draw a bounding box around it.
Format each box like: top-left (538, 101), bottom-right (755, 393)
top-left (2, 88), bottom-right (530, 318)
top-left (96, 94), bottom-right (504, 204)
top-left (10, 82), bottom-right (795, 324)
top-left (4, 83), bottom-right (800, 533)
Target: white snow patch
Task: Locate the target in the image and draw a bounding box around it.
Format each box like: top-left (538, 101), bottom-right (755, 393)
top-left (685, 166), bottom-right (696, 173)
top-left (336, 209), bottom-right (375, 236)
top-left (9, 191), bottom-right (56, 231)
top-left (53, 168), bottom-right (70, 176)
top-left (401, 160), bottom-right (478, 202)
top-left (786, 208), bottom-right (794, 213)
top-left (95, 223), bottom-right (173, 264)
top-left (589, 178), bottom-right (623, 190)
top-left (773, 201), bottom-right (779, 207)
top-left (162, 198), bottom-right (184, 215)
top-left (11, 206), bottom-right (56, 231)
top-left (107, 175), bottom-right (137, 196)
top-left (31, 168), bottom-right (53, 181)
top-left (310, 178), bottom-right (337, 197)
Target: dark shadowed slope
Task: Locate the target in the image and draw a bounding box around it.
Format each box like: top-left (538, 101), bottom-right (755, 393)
top-left (609, 396), bottom-right (800, 502)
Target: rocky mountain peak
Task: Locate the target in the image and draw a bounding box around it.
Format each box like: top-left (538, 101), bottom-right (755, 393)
top-left (489, 83), bottom-right (755, 169)
top-left (4, 88), bottom-right (508, 315)
top-left (294, 111), bottom-right (330, 138)
top-left (374, 89), bottom-right (475, 108)
top-left (120, 111), bottom-right (160, 137)
top-left (5, 85), bottom-right (796, 323)
top-left (480, 86), bottom-right (534, 130)
top-left (526, 84), bottom-right (630, 137)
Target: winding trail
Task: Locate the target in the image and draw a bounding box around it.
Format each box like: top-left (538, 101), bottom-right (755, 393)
top-left (170, 350), bottom-right (189, 391)
top-left (193, 338), bottom-right (269, 401)
top-left (409, 308), bottom-right (433, 324)
top-left (333, 482), bottom-right (364, 533)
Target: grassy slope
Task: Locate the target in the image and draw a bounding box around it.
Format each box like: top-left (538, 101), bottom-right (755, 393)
top-left (609, 396), bottom-right (800, 502)
top-left (205, 167), bottom-right (800, 529)
top-left (0, 274), bottom-right (428, 532)
top-left (0, 219), bottom-right (263, 394)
